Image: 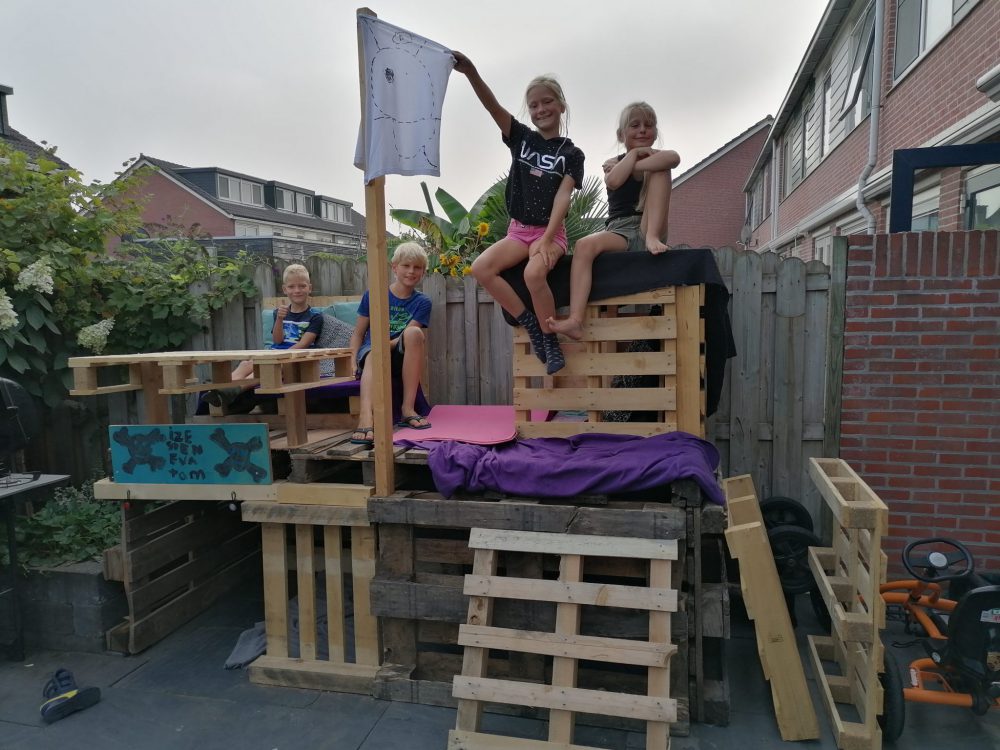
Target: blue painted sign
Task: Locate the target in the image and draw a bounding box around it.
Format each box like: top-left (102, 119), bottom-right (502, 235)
top-left (109, 424), bottom-right (272, 485)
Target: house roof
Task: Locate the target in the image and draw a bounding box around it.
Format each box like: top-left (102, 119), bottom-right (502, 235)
top-left (673, 116), bottom-right (772, 188)
top-left (746, 0), bottom-right (854, 182)
top-left (136, 154), bottom-right (365, 236)
top-left (0, 84), bottom-right (72, 169)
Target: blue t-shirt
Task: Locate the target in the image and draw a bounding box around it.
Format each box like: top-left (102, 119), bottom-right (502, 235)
top-left (270, 307), bottom-right (323, 350)
top-left (356, 288), bottom-right (431, 360)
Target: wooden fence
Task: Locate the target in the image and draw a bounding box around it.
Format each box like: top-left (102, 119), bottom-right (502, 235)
top-left (709, 245), bottom-right (844, 535)
top-left (38, 248), bottom-right (845, 531)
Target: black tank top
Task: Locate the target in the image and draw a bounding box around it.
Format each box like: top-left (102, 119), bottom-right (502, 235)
top-left (607, 155), bottom-right (643, 220)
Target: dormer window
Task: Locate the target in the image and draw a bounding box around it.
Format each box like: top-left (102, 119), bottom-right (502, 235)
top-left (321, 200), bottom-right (350, 223)
top-left (297, 194), bottom-right (314, 214)
top-left (275, 187), bottom-right (294, 211)
top-left (218, 174), bottom-right (263, 206)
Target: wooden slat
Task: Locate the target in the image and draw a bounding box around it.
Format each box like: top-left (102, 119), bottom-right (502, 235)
top-left (452, 676), bottom-right (677, 723)
top-left (94, 478), bottom-right (278, 502)
top-left (513, 350), bottom-right (677, 378)
top-left (549, 553), bottom-right (582, 743)
top-left (240, 501), bottom-right (368, 527)
top-left (295, 524), bottom-right (318, 661)
top-left (455, 547), bottom-right (500, 733)
top-left (456, 625), bottom-right (675, 667)
top-left (248, 655), bottom-right (379, 693)
top-left (517, 421), bottom-right (675, 438)
top-left (323, 526), bottom-right (347, 663)
top-left (646, 556), bottom-right (672, 750)
top-left (276, 482), bottom-right (373, 507)
top-left (462, 575), bottom-right (677, 611)
top-left (448, 730), bottom-right (602, 750)
top-left (351, 525), bottom-right (380, 665)
top-left (468, 528), bottom-right (678, 560)
top-left (513, 386), bottom-right (675, 411)
top-left (261, 523), bottom-right (289, 658)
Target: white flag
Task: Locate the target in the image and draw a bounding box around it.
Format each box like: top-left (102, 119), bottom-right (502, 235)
top-left (354, 15), bottom-right (454, 184)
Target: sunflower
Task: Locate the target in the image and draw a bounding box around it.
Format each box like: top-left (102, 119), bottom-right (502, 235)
top-left (476, 221), bottom-right (490, 237)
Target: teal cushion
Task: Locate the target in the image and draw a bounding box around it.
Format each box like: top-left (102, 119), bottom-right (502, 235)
top-left (327, 301), bottom-right (360, 326)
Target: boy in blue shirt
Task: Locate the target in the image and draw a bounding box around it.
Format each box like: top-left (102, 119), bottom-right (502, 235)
top-left (349, 242), bottom-right (431, 445)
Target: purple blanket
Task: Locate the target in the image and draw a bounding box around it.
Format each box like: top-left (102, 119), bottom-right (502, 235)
top-left (401, 431), bottom-right (724, 505)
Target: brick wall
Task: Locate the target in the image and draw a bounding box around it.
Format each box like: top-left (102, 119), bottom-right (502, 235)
top-left (840, 230), bottom-right (1000, 575)
top-left (670, 127), bottom-right (768, 249)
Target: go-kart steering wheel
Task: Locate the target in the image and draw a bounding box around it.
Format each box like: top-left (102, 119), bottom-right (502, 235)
top-left (902, 537), bottom-right (973, 583)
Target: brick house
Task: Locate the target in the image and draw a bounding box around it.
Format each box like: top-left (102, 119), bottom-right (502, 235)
top-left (0, 84), bottom-right (71, 168)
top-left (669, 117), bottom-right (771, 249)
top-left (113, 155), bottom-right (367, 260)
top-left (744, 0), bottom-right (1000, 262)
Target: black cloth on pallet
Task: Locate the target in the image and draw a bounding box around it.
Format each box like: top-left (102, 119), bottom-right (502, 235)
top-left (499, 247), bottom-right (736, 416)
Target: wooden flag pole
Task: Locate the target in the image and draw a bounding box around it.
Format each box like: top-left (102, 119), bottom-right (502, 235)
top-left (357, 7), bottom-right (394, 495)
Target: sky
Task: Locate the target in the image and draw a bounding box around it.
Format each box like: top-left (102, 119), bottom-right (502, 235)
top-left (2, 0), bottom-right (830, 231)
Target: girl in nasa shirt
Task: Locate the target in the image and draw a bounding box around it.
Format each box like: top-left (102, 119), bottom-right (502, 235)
top-left (453, 51), bottom-right (584, 375)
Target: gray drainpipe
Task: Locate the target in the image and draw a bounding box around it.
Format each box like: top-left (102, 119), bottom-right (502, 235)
top-left (856, 0), bottom-right (885, 234)
top-left (770, 142), bottom-right (780, 245)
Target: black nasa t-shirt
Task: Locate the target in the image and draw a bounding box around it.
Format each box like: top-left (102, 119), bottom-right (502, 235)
top-left (502, 119), bottom-right (585, 227)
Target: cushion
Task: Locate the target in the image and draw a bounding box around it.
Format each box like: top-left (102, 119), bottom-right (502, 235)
top-left (328, 301), bottom-right (360, 326)
top-left (316, 313), bottom-right (355, 377)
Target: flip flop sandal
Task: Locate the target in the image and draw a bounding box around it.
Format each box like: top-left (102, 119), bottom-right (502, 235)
top-left (349, 427), bottom-right (374, 446)
top-left (396, 415), bottom-right (431, 430)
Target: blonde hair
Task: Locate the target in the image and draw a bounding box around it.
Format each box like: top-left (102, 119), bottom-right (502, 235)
top-left (616, 101), bottom-right (659, 145)
top-left (282, 264), bottom-right (310, 284)
top-left (525, 75), bottom-right (570, 135)
top-left (391, 241), bottom-right (428, 268)
top-left (616, 102), bottom-right (661, 212)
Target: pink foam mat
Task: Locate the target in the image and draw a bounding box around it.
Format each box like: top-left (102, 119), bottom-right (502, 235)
top-left (392, 404), bottom-right (551, 445)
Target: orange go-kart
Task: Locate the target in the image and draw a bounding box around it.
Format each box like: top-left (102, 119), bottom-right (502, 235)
top-left (878, 537), bottom-right (1000, 740)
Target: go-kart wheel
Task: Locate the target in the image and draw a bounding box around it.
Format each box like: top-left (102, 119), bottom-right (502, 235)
top-left (809, 585), bottom-right (832, 632)
top-left (760, 496), bottom-right (815, 532)
top-left (902, 538), bottom-right (974, 583)
top-left (879, 644), bottom-right (906, 743)
top-left (767, 525), bottom-right (822, 595)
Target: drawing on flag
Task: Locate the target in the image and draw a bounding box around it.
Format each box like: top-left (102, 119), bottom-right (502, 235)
top-left (354, 15), bottom-right (454, 184)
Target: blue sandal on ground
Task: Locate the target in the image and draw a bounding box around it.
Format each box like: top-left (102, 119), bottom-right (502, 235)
top-left (40, 668), bottom-right (101, 724)
top-left (396, 415), bottom-right (431, 430)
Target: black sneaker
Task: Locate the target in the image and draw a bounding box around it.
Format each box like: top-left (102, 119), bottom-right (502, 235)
top-left (204, 386), bottom-right (242, 408)
top-left (40, 668), bottom-right (101, 724)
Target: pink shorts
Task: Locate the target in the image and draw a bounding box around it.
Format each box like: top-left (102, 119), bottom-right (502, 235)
top-left (505, 219), bottom-right (568, 251)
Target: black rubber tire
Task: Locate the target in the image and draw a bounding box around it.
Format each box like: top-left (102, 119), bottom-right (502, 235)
top-left (760, 496), bottom-right (815, 532)
top-left (809, 585), bottom-right (832, 632)
top-left (878, 643), bottom-right (906, 743)
top-left (767, 525), bottom-right (823, 594)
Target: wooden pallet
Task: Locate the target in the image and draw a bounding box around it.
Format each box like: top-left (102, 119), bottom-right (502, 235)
top-left (805, 458), bottom-right (888, 750)
top-left (367, 488), bottom-right (730, 735)
top-left (240, 496), bottom-right (383, 693)
top-left (449, 528), bottom-right (679, 750)
top-left (722, 475), bottom-right (820, 741)
top-left (512, 286), bottom-right (706, 439)
top-left (105, 499), bottom-right (259, 654)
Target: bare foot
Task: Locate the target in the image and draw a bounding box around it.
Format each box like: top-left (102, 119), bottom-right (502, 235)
top-left (546, 316), bottom-right (584, 341)
top-left (646, 237), bottom-right (671, 254)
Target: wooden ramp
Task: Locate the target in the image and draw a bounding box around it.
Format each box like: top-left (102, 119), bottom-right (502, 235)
top-left (722, 475), bottom-right (820, 741)
top-left (449, 528), bottom-right (679, 750)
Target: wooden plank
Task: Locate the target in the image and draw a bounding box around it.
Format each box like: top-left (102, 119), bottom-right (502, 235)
top-left (240, 501), bottom-right (368, 527)
top-left (323, 526), bottom-right (348, 663)
top-left (646, 556), bottom-right (672, 750)
top-left (728, 250), bottom-right (762, 478)
top-left (463, 274), bottom-right (481, 405)
top-left (452, 676), bottom-right (677, 723)
top-left (261, 523), bottom-right (289, 658)
top-left (127, 512), bottom-right (244, 580)
top-left (94, 477), bottom-right (277, 502)
top-left (248, 655), bottom-right (379, 693)
top-left (549, 553), bottom-right (582, 743)
top-left (276, 482), bottom-right (373, 507)
top-left (675, 284), bottom-right (703, 436)
top-left (295, 525), bottom-right (318, 661)
top-left (463, 575), bottom-right (677, 611)
top-left (455, 548), bottom-right (499, 733)
top-left (513, 386), bottom-right (675, 411)
top-left (807, 635), bottom-right (880, 750)
top-left (514, 350), bottom-right (677, 378)
top-left (772, 259), bottom-right (806, 499)
top-left (808, 458), bottom-right (887, 530)
top-left (456, 625), bottom-right (675, 667)
top-left (469, 528), bottom-right (678, 560)
top-left (367, 496), bottom-right (576, 531)
top-left (351, 525), bottom-right (380, 665)
top-left (448, 730), bottom-right (603, 750)
top-left (518, 421), bottom-right (675, 438)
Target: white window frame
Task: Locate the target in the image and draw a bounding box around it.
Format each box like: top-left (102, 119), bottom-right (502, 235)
top-left (297, 194), bottom-right (314, 215)
top-left (894, 0), bottom-right (979, 80)
top-left (275, 188), bottom-right (294, 212)
top-left (964, 164), bottom-right (1000, 230)
top-left (218, 175), bottom-right (263, 207)
top-left (842, 2), bottom-right (876, 128)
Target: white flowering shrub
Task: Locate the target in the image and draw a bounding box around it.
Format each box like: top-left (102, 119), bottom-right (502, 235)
top-left (76, 318), bottom-right (115, 354)
top-left (0, 289), bottom-right (17, 331)
top-left (13, 258), bottom-right (55, 295)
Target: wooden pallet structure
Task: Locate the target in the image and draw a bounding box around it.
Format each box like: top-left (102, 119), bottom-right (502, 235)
top-left (513, 286), bottom-right (705, 439)
top-left (722, 475), bottom-right (820, 741)
top-left (806, 458), bottom-right (888, 750)
top-left (95, 483), bottom-right (261, 654)
top-left (448, 528), bottom-right (679, 750)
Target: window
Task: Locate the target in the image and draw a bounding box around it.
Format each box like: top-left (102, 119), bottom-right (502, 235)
top-left (965, 166), bottom-right (1000, 230)
top-left (842, 2), bottom-right (876, 128)
top-left (217, 175), bottom-right (263, 206)
top-left (320, 200), bottom-right (350, 223)
top-left (911, 185), bottom-right (941, 231)
top-left (894, 0), bottom-right (974, 78)
top-left (784, 111), bottom-right (805, 195)
top-left (296, 193), bottom-right (313, 214)
top-left (275, 188), bottom-right (293, 211)
top-left (814, 234), bottom-right (833, 265)
top-left (748, 173), bottom-right (767, 229)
